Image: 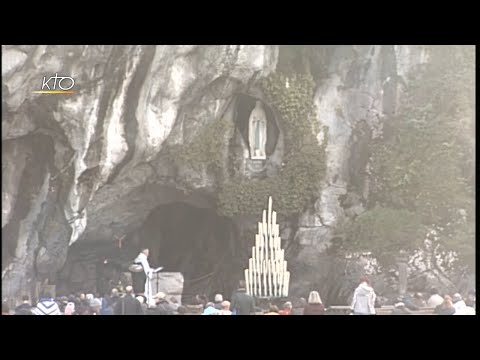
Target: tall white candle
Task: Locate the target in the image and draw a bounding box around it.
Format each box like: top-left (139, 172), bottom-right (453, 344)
top-left (284, 272), bottom-right (290, 297)
top-left (245, 269), bottom-right (250, 295)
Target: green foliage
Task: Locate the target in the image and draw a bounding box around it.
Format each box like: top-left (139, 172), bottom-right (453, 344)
top-left (340, 206), bottom-right (425, 266)
top-left (165, 50), bottom-right (329, 218)
top-left (342, 46), bottom-right (475, 270)
top-left (218, 72), bottom-right (327, 217)
top-left (166, 117), bottom-right (233, 176)
top-left (276, 45), bottom-right (331, 83)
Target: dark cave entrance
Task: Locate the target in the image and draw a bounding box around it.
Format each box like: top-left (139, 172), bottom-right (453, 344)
top-left (136, 202), bottom-right (243, 303)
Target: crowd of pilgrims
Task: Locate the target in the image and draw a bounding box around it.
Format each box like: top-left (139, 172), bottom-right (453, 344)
top-left (2, 277), bottom-right (475, 315)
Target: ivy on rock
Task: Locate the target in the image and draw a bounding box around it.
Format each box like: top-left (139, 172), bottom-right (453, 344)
top-left (218, 72), bottom-right (327, 217)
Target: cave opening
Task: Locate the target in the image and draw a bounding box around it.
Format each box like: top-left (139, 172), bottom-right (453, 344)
top-left (135, 201), bottom-right (243, 304)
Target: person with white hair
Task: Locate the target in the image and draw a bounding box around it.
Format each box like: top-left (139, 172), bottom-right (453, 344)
top-left (89, 298), bottom-right (102, 315)
top-left (390, 302), bottom-right (411, 315)
top-left (452, 293), bottom-right (475, 315)
top-left (148, 292), bottom-right (174, 315)
top-left (303, 291), bottom-right (325, 315)
top-left (218, 301), bottom-right (232, 315)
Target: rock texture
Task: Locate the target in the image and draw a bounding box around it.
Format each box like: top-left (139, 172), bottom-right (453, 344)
top-left (3, 45), bottom-right (466, 304)
top-left (289, 45), bottom-right (433, 301)
top-left (2, 45), bottom-right (278, 299)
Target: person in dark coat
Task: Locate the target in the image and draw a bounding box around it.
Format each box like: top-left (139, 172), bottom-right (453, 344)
top-left (146, 292), bottom-right (175, 315)
top-left (114, 286), bottom-right (144, 315)
top-left (15, 296), bottom-right (33, 315)
top-left (231, 280), bottom-right (255, 315)
top-left (390, 302), bottom-right (412, 315)
top-left (434, 295), bottom-right (456, 315)
top-left (303, 291), bottom-right (325, 315)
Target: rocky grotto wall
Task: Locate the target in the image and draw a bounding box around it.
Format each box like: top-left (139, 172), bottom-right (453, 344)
top-left (2, 45), bottom-right (460, 304)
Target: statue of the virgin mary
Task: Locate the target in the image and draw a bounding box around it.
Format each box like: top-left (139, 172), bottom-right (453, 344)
top-left (248, 101), bottom-right (267, 160)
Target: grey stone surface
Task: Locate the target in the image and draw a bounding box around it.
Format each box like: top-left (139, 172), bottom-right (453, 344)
top-left (3, 45), bottom-right (455, 303)
top-left (151, 272), bottom-right (184, 305)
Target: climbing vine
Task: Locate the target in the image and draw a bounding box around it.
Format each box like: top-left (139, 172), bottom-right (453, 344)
top-left (165, 117), bottom-right (233, 177)
top-left (164, 48), bottom-right (329, 218)
top-left (218, 72), bottom-right (327, 217)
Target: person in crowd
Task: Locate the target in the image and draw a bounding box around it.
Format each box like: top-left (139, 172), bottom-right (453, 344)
top-left (2, 302), bottom-right (11, 315)
top-left (177, 306), bottom-right (187, 315)
top-left (32, 293), bottom-right (61, 315)
top-left (57, 296), bottom-right (69, 313)
top-left (214, 294), bottom-right (224, 310)
top-left (147, 292), bottom-right (174, 315)
top-left (400, 293), bottom-right (419, 311)
top-left (279, 301), bottom-right (292, 315)
top-left (351, 276), bottom-right (376, 315)
top-left (231, 280), bottom-right (255, 315)
top-left (100, 295), bottom-right (115, 315)
top-left (218, 300), bottom-right (232, 315)
top-left (427, 288), bottom-right (444, 308)
top-left (64, 302), bottom-right (76, 315)
top-left (434, 295), bottom-right (456, 315)
top-left (304, 291), bottom-right (325, 315)
top-left (465, 290), bottom-right (475, 309)
top-left (265, 304), bottom-right (280, 315)
top-left (89, 298), bottom-right (102, 315)
top-left (14, 295), bottom-right (33, 315)
top-left (452, 293), bottom-right (475, 315)
top-left (202, 302), bottom-right (220, 315)
top-left (136, 296), bottom-right (148, 314)
top-left (412, 293), bottom-right (427, 308)
top-left (390, 302), bottom-right (411, 315)
top-left (114, 286), bottom-right (143, 315)
top-left (168, 297), bottom-right (180, 314)
top-left (292, 298), bottom-right (307, 315)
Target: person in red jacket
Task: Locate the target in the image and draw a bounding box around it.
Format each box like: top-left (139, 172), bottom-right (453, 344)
top-left (303, 291), bottom-right (325, 315)
top-left (279, 301), bottom-right (292, 315)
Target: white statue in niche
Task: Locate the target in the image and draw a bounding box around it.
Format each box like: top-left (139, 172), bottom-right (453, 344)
top-left (248, 100), bottom-right (267, 160)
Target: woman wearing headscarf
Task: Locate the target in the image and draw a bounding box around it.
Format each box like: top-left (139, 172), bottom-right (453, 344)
top-left (303, 291), bottom-right (325, 315)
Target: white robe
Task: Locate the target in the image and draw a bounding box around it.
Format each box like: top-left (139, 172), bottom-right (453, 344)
top-left (134, 253), bottom-right (155, 307)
